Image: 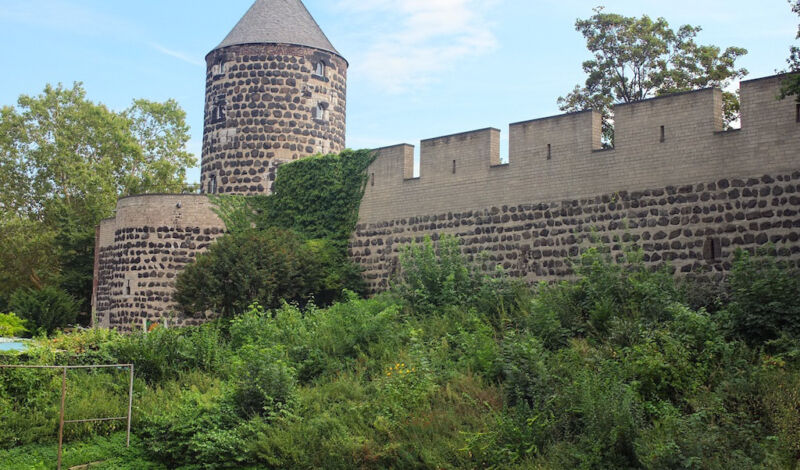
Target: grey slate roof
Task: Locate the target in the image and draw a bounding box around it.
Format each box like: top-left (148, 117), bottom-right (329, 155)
top-left (213, 0), bottom-right (341, 56)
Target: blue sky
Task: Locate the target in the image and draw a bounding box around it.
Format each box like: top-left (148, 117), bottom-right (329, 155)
top-left (0, 0), bottom-right (796, 183)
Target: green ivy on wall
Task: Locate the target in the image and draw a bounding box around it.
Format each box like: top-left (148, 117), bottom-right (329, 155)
top-left (210, 149), bottom-right (376, 249)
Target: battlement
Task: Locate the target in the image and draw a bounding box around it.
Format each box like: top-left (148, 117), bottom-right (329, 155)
top-left (359, 74), bottom-right (800, 223)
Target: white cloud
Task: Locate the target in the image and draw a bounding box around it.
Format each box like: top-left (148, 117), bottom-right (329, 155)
top-left (338, 0), bottom-right (499, 93)
top-left (150, 43), bottom-right (205, 67)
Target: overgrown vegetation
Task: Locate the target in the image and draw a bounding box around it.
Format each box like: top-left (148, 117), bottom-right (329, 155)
top-left (2, 240), bottom-right (799, 469)
top-left (175, 150), bottom-right (375, 316)
top-left (0, 83), bottom-right (196, 329)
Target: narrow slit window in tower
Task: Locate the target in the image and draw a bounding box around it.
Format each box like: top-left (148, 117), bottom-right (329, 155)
top-left (796, 103), bottom-right (800, 123)
top-left (315, 61), bottom-right (325, 77)
top-left (453, 160), bottom-right (457, 174)
top-left (126, 280), bottom-right (131, 296)
top-left (371, 173), bottom-right (375, 187)
top-left (208, 175), bottom-right (217, 195)
top-left (660, 126), bottom-right (666, 143)
top-left (211, 95), bottom-right (226, 124)
top-left (547, 144), bottom-right (552, 160)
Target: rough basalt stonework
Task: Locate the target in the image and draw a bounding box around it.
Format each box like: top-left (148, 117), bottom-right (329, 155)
top-left (201, 44), bottom-right (347, 196)
top-left (351, 172), bottom-right (800, 292)
top-left (352, 75), bottom-right (800, 291)
top-left (93, 195), bottom-right (225, 332)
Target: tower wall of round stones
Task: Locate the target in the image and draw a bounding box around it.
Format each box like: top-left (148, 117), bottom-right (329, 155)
top-left (201, 43), bottom-right (347, 195)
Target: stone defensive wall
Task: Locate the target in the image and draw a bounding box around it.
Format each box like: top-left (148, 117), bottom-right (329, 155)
top-left (352, 75), bottom-right (800, 291)
top-left (93, 194), bottom-right (225, 331)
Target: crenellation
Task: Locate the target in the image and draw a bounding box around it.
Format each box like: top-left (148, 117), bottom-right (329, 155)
top-left (353, 75), bottom-right (800, 292)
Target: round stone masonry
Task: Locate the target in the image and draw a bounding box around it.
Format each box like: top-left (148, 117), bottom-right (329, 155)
top-left (201, 43), bottom-right (347, 196)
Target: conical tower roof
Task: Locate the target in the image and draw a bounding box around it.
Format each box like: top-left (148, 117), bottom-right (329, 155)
top-left (212, 0), bottom-right (341, 56)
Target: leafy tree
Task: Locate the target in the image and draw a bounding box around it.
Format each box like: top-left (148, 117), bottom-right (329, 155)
top-left (9, 286), bottom-right (79, 335)
top-left (0, 312), bottom-right (28, 337)
top-left (559, 8), bottom-right (748, 144)
top-left (0, 83), bottom-right (196, 316)
top-left (174, 228), bottom-right (364, 318)
top-left (781, 0), bottom-right (800, 101)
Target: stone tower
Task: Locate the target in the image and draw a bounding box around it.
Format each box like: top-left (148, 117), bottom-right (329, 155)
top-left (201, 0), bottom-right (348, 195)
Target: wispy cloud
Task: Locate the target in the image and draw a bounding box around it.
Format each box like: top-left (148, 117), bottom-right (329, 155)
top-left (338, 0), bottom-right (499, 93)
top-left (150, 43), bottom-right (205, 67)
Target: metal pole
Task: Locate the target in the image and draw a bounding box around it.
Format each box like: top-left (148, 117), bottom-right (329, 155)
top-left (57, 367), bottom-right (67, 470)
top-left (126, 364), bottom-right (134, 448)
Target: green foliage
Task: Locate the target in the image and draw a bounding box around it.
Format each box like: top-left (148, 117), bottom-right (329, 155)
top-left (110, 324), bottom-right (226, 384)
top-left (559, 7), bottom-right (748, 143)
top-left (230, 344), bottom-right (296, 418)
top-left (189, 150), bottom-right (375, 318)
top-left (721, 249), bottom-right (800, 346)
top-left (9, 286), bottom-right (78, 335)
top-left (0, 312), bottom-right (28, 337)
top-left (175, 228), bottom-right (364, 317)
top-left (395, 235), bottom-right (525, 319)
top-left (2, 241), bottom-right (800, 469)
top-left (0, 83), bottom-right (195, 321)
top-left (138, 381), bottom-right (257, 469)
top-left (256, 149), bottom-right (376, 246)
top-left (780, 1), bottom-right (800, 101)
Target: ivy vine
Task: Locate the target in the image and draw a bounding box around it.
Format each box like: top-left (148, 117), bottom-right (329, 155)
top-left (210, 149), bottom-right (376, 250)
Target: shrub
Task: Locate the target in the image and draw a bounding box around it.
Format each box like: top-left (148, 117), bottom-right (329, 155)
top-left (9, 286), bottom-right (78, 335)
top-left (394, 235), bottom-right (523, 318)
top-left (721, 249), bottom-right (800, 346)
top-left (110, 325), bottom-right (226, 384)
top-left (138, 383), bottom-right (256, 469)
top-left (230, 344), bottom-right (297, 418)
top-left (175, 228), bottom-right (364, 317)
top-left (0, 312), bottom-right (28, 337)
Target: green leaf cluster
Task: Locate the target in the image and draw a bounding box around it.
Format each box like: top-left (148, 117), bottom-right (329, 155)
top-left (780, 0), bottom-right (800, 101)
top-left (0, 312), bottom-right (28, 337)
top-left (558, 8), bottom-right (748, 144)
top-left (0, 83), bottom-right (196, 325)
top-left (182, 149), bottom-right (375, 318)
top-left (2, 244), bottom-right (800, 468)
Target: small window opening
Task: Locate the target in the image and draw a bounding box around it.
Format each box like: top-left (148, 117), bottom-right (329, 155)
top-left (208, 175), bottom-right (217, 194)
top-left (547, 144), bottom-right (552, 160)
top-left (703, 237), bottom-right (722, 262)
top-left (211, 95), bottom-right (226, 124)
top-left (371, 173), bottom-right (375, 187)
top-left (660, 125), bottom-right (666, 143)
top-left (313, 103), bottom-right (325, 120)
top-left (796, 103), bottom-right (800, 123)
top-left (315, 61), bottom-right (325, 77)
top-left (126, 280), bottom-right (131, 296)
top-left (452, 160), bottom-right (457, 174)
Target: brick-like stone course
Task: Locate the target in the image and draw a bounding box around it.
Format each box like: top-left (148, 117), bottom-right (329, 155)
top-left (353, 75), bottom-right (800, 291)
top-left (201, 44), bottom-right (347, 196)
top-left (351, 172), bottom-right (800, 292)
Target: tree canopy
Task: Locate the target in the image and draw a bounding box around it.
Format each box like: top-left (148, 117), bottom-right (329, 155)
top-left (781, 0), bottom-right (800, 101)
top-left (558, 8), bottom-right (748, 144)
top-left (0, 83), bottom-right (195, 323)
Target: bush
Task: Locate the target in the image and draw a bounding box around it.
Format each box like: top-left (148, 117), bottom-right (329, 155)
top-left (0, 312), bottom-right (28, 337)
top-left (721, 249), bottom-right (800, 346)
top-left (175, 228), bottom-right (364, 317)
top-left (9, 286), bottom-right (78, 335)
top-left (230, 344), bottom-right (297, 418)
top-left (110, 325), bottom-right (226, 384)
top-left (138, 382), bottom-right (256, 469)
top-left (394, 235), bottom-right (524, 318)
